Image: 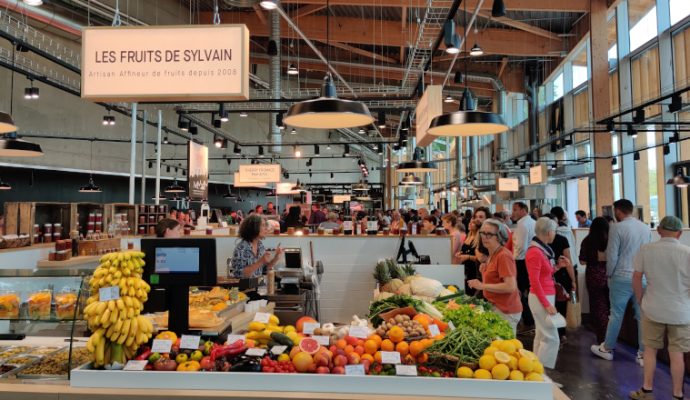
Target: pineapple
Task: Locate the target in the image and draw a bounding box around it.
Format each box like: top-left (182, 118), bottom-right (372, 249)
top-left (388, 260), bottom-right (407, 280)
top-left (373, 261), bottom-right (392, 292)
top-left (402, 263), bottom-right (416, 277)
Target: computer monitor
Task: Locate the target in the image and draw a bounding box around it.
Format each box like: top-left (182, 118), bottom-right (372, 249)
top-left (141, 238), bottom-right (217, 334)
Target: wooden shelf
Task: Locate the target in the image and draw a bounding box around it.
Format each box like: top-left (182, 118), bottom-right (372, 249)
top-left (36, 255), bottom-right (100, 269)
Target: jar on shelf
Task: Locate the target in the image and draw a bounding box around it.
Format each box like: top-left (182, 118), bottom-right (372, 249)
top-left (43, 223), bottom-right (52, 235)
top-left (53, 223), bottom-right (62, 235)
top-left (53, 232), bottom-right (61, 241)
top-left (88, 213), bottom-right (96, 223)
top-left (138, 226), bottom-right (145, 235)
top-left (148, 215), bottom-right (155, 223)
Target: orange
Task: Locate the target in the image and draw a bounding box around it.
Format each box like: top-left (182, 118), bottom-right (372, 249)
top-left (416, 353), bottom-right (428, 363)
top-left (364, 340), bottom-right (379, 355)
top-left (409, 341), bottom-right (423, 357)
top-left (381, 339), bottom-right (395, 352)
top-left (354, 345), bottom-right (365, 355)
top-left (395, 341), bottom-right (409, 357)
top-left (344, 345), bottom-right (354, 355)
top-left (420, 338), bottom-right (433, 349)
top-left (336, 339), bottom-right (347, 349)
top-left (413, 314), bottom-right (433, 329)
top-left (388, 326), bottom-right (405, 343)
top-left (368, 334), bottom-right (383, 347)
top-left (357, 339), bottom-right (365, 347)
top-left (374, 351), bottom-right (382, 364)
top-left (361, 353), bottom-right (374, 363)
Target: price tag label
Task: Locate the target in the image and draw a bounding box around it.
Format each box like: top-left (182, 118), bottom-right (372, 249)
top-left (395, 365), bottom-right (418, 376)
top-left (428, 324), bottom-right (441, 337)
top-left (123, 360), bottom-right (148, 371)
top-left (349, 325), bottom-right (369, 339)
top-left (151, 339), bottom-right (172, 354)
top-left (303, 322), bottom-right (320, 335)
top-left (245, 348), bottom-right (267, 357)
top-left (345, 364), bottom-right (365, 376)
top-left (312, 335), bottom-right (330, 346)
top-left (180, 335), bottom-right (201, 350)
top-left (381, 351), bottom-right (401, 364)
top-left (226, 335), bottom-right (245, 345)
top-left (448, 321), bottom-right (456, 330)
top-left (271, 345), bottom-right (288, 355)
top-left (253, 312), bottom-right (271, 323)
top-left (99, 286), bottom-right (120, 302)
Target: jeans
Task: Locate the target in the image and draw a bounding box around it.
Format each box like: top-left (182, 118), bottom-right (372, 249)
top-left (528, 293), bottom-right (559, 369)
top-left (603, 277), bottom-right (644, 352)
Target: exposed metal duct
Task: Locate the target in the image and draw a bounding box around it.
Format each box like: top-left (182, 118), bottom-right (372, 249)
top-left (270, 10), bottom-right (282, 154)
top-left (0, 1), bottom-right (81, 36)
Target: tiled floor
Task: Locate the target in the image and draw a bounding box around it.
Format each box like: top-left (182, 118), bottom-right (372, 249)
top-left (518, 327), bottom-right (690, 400)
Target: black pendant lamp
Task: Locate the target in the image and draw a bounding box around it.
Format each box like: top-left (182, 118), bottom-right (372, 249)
top-left (397, 147), bottom-right (438, 173)
top-left (352, 179), bottom-right (370, 192)
top-left (667, 169), bottom-right (690, 188)
top-left (399, 173), bottom-right (423, 186)
top-left (151, 193), bottom-right (167, 201)
top-left (427, 2), bottom-right (508, 138)
top-left (165, 179), bottom-right (186, 193)
top-left (0, 178), bottom-right (11, 190)
top-left (0, 132), bottom-right (43, 157)
top-left (79, 175), bottom-right (102, 193)
top-left (292, 180), bottom-right (307, 193)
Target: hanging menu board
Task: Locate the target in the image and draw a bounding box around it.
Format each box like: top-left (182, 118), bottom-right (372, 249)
top-left (188, 142), bottom-right (209, 201)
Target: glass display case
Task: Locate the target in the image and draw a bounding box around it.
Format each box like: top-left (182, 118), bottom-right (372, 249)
top-left (0, 268), bottom-right (91, 380)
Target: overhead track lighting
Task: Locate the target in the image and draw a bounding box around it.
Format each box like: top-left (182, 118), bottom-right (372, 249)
top-left (259, 0), bottom-right (278, 10)
top-left (611, 157), bottom-right (617, 166)
top-left (670, 131), bottom-right (680, 143)
top-left (397, 147), bottom-right (438, 172)
top-left (234, 143), bottom-right (242, 154)
top-left (314, 145), bottom-right (320, 156)
top-left (163, 136), bottom-right (169, 144)
top-left (213, 115), bottom-right (222, 128)
top-left (214, 136), bottom-right (227, 149)
top-left (258, 145), bottom-right (265, 157)
top-left (178, 114), bottom-right (189, 131)
top-left (292, 179), bottom-right (306, 193)
top-left (188, 125), bottom-right (198, 135)
top-left (669, 94), bottom-right (683, 113)
top-left (239, 111), bottom-right (248, 118)
top-left (444, 95), bottom-right (454, 103)
top-left (633, 108), bottom-right (645, 124)
top-left (352, 179), bottom-right (370, 192)
top-left (219, 104), bottom-right (228, 122)
top-left (276, 113), bottom-right (284, 129)
top-left (377, 111), bottom-right (386, 128)
top-left (443, 19), bottom-right (461, 54)
top-left (79, 175), bottom-right (101, 193)
top-left (284, 72), bottom-right (374, 129)
top-left (330, 172), bottom-right (334, 180)
top-left (633, 151), bottom-right (640, 162)
top-left (663, 144), bottom-right (670, 155)
top-left (287, 64), bottom-right (299, 76)
top-left (294, 145), bottom-right (301, 158)
top-left (469, 44), bottom-right (484, 57)
top-left (290, 128), bottom-right (297, 135)
top-left (343, 144), bottom-right (350, 156)
top-left (358, 127), bottom-right (366, 134)
top-left (0, 179), bottom-right (11, 190)
top-left (627, 124), bottom-right (638, 139)
top-left (24, 80), bottom-right (38, 99)
top-left (491, 0), bottom-right (506, 17)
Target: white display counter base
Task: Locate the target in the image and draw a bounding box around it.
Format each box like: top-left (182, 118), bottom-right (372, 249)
top-left (70, 368), bottom-right (554, 400)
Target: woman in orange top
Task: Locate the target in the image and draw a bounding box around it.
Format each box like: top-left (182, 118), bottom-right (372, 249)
top-left (468, 218), bottom-right (522, 335)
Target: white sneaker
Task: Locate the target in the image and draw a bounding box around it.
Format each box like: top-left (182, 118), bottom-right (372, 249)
top-left (590, 343), bottom-right (614, 361)
top-left (636, 352), bottom-right (644, 367)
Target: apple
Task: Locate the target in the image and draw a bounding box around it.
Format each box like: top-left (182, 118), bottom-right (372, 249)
top-left (334, 354), bottom-right (348, 367)
top-left (347, 353), bottom-right (360, 365)
top-left (175, 353), bottom-right (188, 364)
top-left (331, 366), bottom-right (345, 374)
top-left (190, 350), bottom-right (204, 362)
top-left (153, 358), bottom-right (177, 371)
top-left (314, 353), bottom-right (330, 367)
top-left (316, 366), bottom-right (330, 374)
top-left (200, 356), bottom-right (214, 371)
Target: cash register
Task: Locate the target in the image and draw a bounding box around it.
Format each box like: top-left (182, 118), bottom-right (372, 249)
top-left (269, 248), bottom-right (323, 324)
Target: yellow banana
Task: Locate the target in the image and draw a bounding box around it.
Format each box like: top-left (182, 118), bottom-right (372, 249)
top-left (121, 318), bottom-right (131, 339)
top-left (100, 308), bottom-right (111, 326)
top-left (124, 296), bottom-right (133, 308)
top-left (95, 335), bottom-right (105, 365)
top-left (116, 298), bottom-right (125, 311)
top-left (106, 324), bottom-right (116, 340)
top-left (113, 318), bottom-right (123, 333)
top-left (110, 307), bottom-right (119, 324)
top-left (125, 335), bottom-right (135, 347)
top-left (117, 253), bottom-right (124, 262)
top-left (127, 307), bottom-right (134, 319)
top-left (107, 300), bottom-right (116, 312)
top-left (86, 334), bottom-right (95, 353)
top-left (130, 316), bottom-right (138, 336)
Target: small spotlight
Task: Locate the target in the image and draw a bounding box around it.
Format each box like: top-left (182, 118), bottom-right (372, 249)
top-left (633, 108), bottom-right (645, 124)
top-left (443, 20), bottom-right (460, 54)
top-left (214, 136), bottom-right (224, 148)
top-left (234, 143), bottom-right (241, 154)
top-left (343, 144), bottom-right (350, 156)
top-left (444, 95), bottom-right (454, 103)
top-left (213, 117), bottom-right (222, 128)
top-left (219, 104), bottom-right (229, 122)
top-left (290, 128), bottom-right (297, 135)
top-left (612, 157), bottom-right (618, 166)
top-left (294, 146), bottom-right (301, 158)
top-left (634, 151), bottom-right (640, 162)
top-left (239, 111), bottom-right (248, 117)
top-left (314, 145), bottom-right (320, 156)
top-left (163, 136), bottom-right (169, 144)
top-left (276, 113), bottom-right (284, 129)
top-left (664, 144), bottom-right (670, 155)
top-left (628, 124), bottom-right (637, 139)
top-left (669, 94), bottom-right (682, 113)
top-left (358, 127), bottom-right (365, 134)
top-left (258, 145), bottom-right (265, 157)
top-left (259, 0), bottom-right (278, 10)
top-left (287, 64), bottom-right (298, 75)
top-left (377, 111), bottom-right (386, 128)
top-left (469, 43), bottom-right (484, 57)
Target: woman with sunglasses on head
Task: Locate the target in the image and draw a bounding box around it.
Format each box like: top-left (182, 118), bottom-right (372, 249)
top-left (468, 218), bottom-right (522, 335)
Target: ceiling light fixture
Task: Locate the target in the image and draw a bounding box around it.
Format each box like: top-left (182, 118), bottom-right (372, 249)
top-left (152, 193), bottom-right (167, 201)
top-left (469, 43), bottom-right (484, 57)
top-left (165, 179), bottom-right (185, 193)
top-left (633, 151), bottom-right (640, 162)
top-left (290, 128), bottom-right (297, 135)
top-left (343, 144), bottom-right (350, 156)
top-left (377, 111), bottom-right (386, 128)
top-left (314, 144), bottom-right (320, 156)
top-left (24, 80), bottom-right (38, 99)
top-left (330, 172), bottom-right (334, 180)
top-left (23, 0), bottom-right (43, 5)
top-left (294, 145), bottom-right (301, 158)
top-left (444, 95), bottom-right (454, 103)
top-left (669, 94), bottom-right (682, 113)
top-left (628, 124), bottom-right (638, 139)
top-left (178, 114), bottom-right (189, 131)
top-left (234, 143), bottom-right (241, 154)
top-left (219, 104), bottom-right (228, 122)
top-left (239, 111), bottom-right (248, 118)
top-left (276, 112), bottom-right (285, 129)
top-left (399, 173), bottom-right (423, 186)
top-left (259, 0), bottom-right (278, 10)
top-left (397, 147), bottom-right (438, 172)
top-left (443, 19), bottom-right (461, 54)
top-left (358, 127), bottom-right (365, 134)
top-left (352, 179), bottom-right (370, 192)
top-left (611, 157), bottom-right (617, 166)
top-left (287, 64), bottom-right (299, 76)
top-left (163, 136), bottom-right (169, 144)
top-left (667, 169), bottom-right (690, 188)
top-left (258, 145), bottom-right (265, 157)
top-left (292, 179), bottom-right (306, 192)
top-left (663, 144), bottom-right (670, 155)
top-left (79, 175), bottom-right (101, 193)
top-left (0, 178), bottom-right (11, 190)
top-left (213, 116), bottom-right (222, 128)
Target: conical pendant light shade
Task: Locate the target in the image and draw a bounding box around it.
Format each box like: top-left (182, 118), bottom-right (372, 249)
top-left (0, 179), bottom-right (11, 190)
top-left (0, 112), bottom-right (17, 133)
top-left (399, 173), bottom-right (423, 186)
top-left (165, 180), bottom-right (186, 193)
top-left (397, 147), bottom-right (438, 172)
top-left (79, 175), bottom-right (102, 193)
top-left (284, 73), bottom-right (374, 129)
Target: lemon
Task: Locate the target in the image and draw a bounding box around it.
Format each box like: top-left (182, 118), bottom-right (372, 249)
top-left (447, 285), bottom-right (458, 293)
top-left (509, 338), bottom-right (524, 350)
top-left (533, 360), bottom-right (544, 374)
top-left (277, 353), bottom-right (291, 362)
top-left (478, 355), bottom-right (497, 370)
top-left (456, 366), bottom-right (474, 378)
top-left (509, 370), bottom-right (525, 380)
top-left (491, 363), bottom-right (510, 380)
top-left (518, 356), bottom-right (535, 373)
top-left (494, 351), bottom-right (511, 364)
top-left (484, 346), bottom-right (499, 356)
top-left (526, 372), bottom-right (544, 381)
top-left (473, 369), bottom-right (492, 380)
top-left (508, 356), bottom-right (518, 370)
top-left (491, 339), bottom-right (504, 349)
top-left (498, 341), bottom-right (517, 354)
top-left (518, 348), bottom-right (538, 361)
top-left (284, 325), bottom-right (296, 333)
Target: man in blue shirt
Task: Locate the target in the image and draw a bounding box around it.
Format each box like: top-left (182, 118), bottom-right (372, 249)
top-left (591, 199), bottom-right (651, 366)
top-left (575, 210), bottom-right (592, 228)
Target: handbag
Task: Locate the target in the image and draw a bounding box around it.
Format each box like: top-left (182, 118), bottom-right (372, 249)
top-left (554, 282), bottom-right (570, 302)
top-left (545, 313), bottom-right (566, 329)
top-left (566, 290), bottom-right (581, 328)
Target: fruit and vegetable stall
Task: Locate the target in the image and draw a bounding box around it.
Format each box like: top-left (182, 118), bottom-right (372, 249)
top-left (0, 250), bottom-right (566, 400)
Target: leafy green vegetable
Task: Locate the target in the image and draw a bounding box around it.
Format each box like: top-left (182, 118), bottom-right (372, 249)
top-left (368, 295), bottom-right (424, 326)
top-left (440, 304), bottom-right (515, 340)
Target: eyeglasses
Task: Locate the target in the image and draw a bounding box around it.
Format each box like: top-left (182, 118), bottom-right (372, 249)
top-left (479, 231), bottom-right (498, 238)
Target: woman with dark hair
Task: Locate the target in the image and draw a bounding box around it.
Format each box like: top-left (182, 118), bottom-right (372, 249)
top-left (421, 215), bottom-right (437, 234)
top-left (457, 219), bottom-right (481, 295)
top-left (579, 217), bottom-right (610, 343)
top-left (229, 215), bottom-right (283, 278)
top-left (282, 206), bottom-right (303, 232)
top-left (442, 214), bottom-right (465, 264)
top-left (155, 218), bottom-right (181, 238)
top-left (548, 207), bottom-right (578, 340)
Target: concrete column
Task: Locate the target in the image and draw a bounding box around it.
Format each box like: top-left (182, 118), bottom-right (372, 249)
top-left (140, 110), bottom-right (147, 205)
top-left (590, 0), bottom-right (615, 214)
top-left (155, 110), bottom-right (162, 206)
top-left (129, 103), bottom-right (138, 205)
top-left (616, 1), bottom-right (637, 204)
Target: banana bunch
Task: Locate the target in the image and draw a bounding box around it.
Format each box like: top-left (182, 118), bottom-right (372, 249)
top-left (84, 250), bottom-right (154, 368)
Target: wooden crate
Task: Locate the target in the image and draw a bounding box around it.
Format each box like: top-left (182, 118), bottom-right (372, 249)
top-left (4, 202), bottom-right (71, 242)
top-left (78, 238), bottom-right (121, 256)
top-left (72, 203), bottom-right (105, 236)
top-left (3, 202), bottom-right (18, 235)
top-left (104, 203), bottom-right (137, 236)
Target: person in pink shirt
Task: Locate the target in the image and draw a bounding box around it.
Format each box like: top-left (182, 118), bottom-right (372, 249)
top-left (525, 217), bottom-right (573, 370)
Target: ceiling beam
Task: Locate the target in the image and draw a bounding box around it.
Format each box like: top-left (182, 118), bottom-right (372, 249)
top-left (277, 0), bottom-right (589, 12)
top-left (315, 40), bottom-right (397, 64)
top-left (476, 11), bottom-right (562, 41)
top-left (400, 6), bottom-right (407, 65)
top-left (203, 12), bottom-right (565, 57)
top-left (252, 4), bottom-right (268, 26)
top-left (497, 57), bottom-right (509, 79)
top-left (295, 4), bottom-right (327, 18)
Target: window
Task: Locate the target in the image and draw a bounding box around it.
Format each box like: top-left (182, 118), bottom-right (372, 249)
top-left (634, 127), bottom-right (659, 224)
top-left (573, 89), bottom-right (590, 131)
top-left (608, 14), bottom-right (618, 68)
top-left (609, 71), bottom-right (620, 115)
top-left (670, 0), bottom-right (690, 26)
top-left (572, 47), bottom-right (588, 88)
top-left (673, 27), bottom-right (690, 104)
top-left (631, 46), bottom-right (661, 116)
top-left (629, 0), bottom-right (657, 52)
top-left (553, 72), bottom-right (564, 100)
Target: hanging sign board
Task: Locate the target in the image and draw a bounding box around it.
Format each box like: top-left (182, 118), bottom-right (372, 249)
top-left (188, 142), bottom-right (208, 201)
top-left (276, 182), bottom-right (298, 194)
top-left (497, 178), bottom-right (519, 192)
top-left (529, 165), bottom-right (548, 184)
top-left (332, 195), bottom-right (351, 204)
top-left (239, 164), bottom-right (281, 183)
top-left (233, 175), bottom-right (268, 188)
top-left (81, 25), bottom-right (249, 102)
top-left (416, 85), bottom-right (443, 147)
